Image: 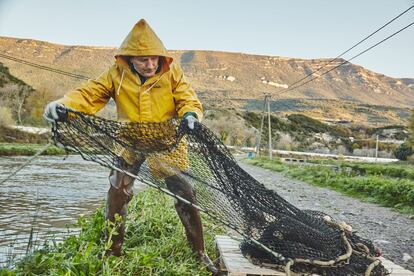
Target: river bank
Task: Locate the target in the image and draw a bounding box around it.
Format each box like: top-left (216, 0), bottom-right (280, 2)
top-left (1, 189), bottom-right (224, 275)
top-left (0, 125), bottom-right (61, 156)
top-left (0, 143), bottom-right (66, 156)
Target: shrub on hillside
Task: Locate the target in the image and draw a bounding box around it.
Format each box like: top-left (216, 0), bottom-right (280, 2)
top-left (394, 143), bottom-right (413, 161)
top-left (204, 114), bottom-right (257, 146)
top-left (409, 109), bottom-right (414, 147)
top-left (353, 148), bottom-right (376, 157)
top-left (330, 125), bottom-right (351, 137)
top-left (351, 143), bottom-right (361, 151)
top-left (275, 133), bottom-right (298, 151)
top-left (287, 114), bottom-right (328, 134)
top-left (0, 106), bottom-right (15, 126)
top-left (331, 145), bottom-right (349, 155)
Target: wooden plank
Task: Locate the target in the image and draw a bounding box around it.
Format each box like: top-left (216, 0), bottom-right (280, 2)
top-left (215, 235), bottom-right (414, 276)
top-left (215, 235), bottom-right (286, 276)
top-left (379, 257), bottom-right (414, 276)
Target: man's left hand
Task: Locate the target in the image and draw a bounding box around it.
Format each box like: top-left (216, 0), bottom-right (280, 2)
top-left (183, 112), bottom-right (198, 130)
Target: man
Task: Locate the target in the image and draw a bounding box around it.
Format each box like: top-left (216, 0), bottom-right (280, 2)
top-left (44, 19), bottom-right (217, 274)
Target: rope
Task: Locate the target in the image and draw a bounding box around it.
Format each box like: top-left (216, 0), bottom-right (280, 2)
top-left (284, 259), bottom-right (294, 276)
top-left (365, 259), bottom-right (381, 276)
top-left (292, 232), bottom-right (353, 267)
top-left (0, 141), bottom-right (52, 185)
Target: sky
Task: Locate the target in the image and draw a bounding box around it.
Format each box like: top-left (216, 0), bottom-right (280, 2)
top-left (0, 0), bottom-right (413, 78)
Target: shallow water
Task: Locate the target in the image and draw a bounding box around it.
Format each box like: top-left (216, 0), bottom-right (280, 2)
top-left (0, 155), bottom-right (110, 265)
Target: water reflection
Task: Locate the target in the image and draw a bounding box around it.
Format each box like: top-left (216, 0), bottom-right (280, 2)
top-left (0, 155), bottom-right (109, 265)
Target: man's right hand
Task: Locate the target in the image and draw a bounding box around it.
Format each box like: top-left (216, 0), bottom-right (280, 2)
top-left (43, 101), bottom-right (65, 123)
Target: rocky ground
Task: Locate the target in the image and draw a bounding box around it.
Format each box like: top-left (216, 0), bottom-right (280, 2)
top-left (239, 161), bottom-right (414, 272)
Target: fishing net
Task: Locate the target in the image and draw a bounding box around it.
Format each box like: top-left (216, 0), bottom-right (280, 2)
top-left (51, 108), bottom-right (388, 276)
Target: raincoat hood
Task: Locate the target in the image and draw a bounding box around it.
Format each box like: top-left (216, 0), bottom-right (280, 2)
top-left (115, 19), bottom-right (173, 69)
top-left (59, 19), bottom-right (202, 125)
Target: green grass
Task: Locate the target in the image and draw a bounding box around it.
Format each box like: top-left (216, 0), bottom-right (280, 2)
top-left (244, 157), bottom-right (414, 215)
top-left (338, 162), bottom-right (414, 181)
top-left (303, 159), bottom-right (414, 181)
top-left (0, 143), bottom-right (66, 156)
top-left (1, 189), bottom-right (225, 275)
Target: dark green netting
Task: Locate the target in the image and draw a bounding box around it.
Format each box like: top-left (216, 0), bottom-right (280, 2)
top-left (52, 109), bottom-right (388, 276)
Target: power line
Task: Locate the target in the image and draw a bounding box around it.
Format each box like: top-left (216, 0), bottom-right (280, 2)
top-left (273, 4), bottom-right (414, 97)
top-left (0, 53), bottom-right (90, 80)
top-left (278, 21), bottom-right (414, 95)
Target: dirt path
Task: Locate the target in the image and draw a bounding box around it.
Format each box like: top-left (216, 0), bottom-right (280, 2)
top-left (239, 161), bottom-right (414, 272)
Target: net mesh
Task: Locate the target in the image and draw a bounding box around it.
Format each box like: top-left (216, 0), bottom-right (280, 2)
top-left (52, 109), bottom-right (388, 276)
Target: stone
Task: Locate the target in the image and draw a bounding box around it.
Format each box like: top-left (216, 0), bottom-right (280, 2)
top-left (403, 253), bottom-right (412, 263)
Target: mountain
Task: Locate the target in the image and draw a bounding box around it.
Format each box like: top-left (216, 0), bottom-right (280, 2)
top-left (0, 36), bottom-right (413, 126)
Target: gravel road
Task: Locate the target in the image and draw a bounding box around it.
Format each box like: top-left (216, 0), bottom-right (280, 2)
top-left (239, 161), bottom-right (414, 272)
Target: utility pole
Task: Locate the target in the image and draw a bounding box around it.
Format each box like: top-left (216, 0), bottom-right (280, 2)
top-left (256, 94), bottom-right (268, 156)
top-left (267, 95), bottom-right (272, 160)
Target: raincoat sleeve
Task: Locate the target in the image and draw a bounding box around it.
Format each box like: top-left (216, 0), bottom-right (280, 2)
top-left (57, 68), bottom-right (115, 115)
top-left (171, 64), bottom-right (203, 120)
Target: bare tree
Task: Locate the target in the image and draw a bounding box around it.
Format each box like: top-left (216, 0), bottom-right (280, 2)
top-left (0, 83), bottom-right (18, 108)
top-left (275, 133), bottom-right (298, 151)
top-left (15, 85), bottom-right (32, 125)
top-left (204, 114), bottom-right (256, 146)
top-left (0, 82), bottom-right (33, 125)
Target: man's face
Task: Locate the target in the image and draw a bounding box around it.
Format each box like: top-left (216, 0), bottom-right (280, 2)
top-left (130, 56), bottom-right (160, 78)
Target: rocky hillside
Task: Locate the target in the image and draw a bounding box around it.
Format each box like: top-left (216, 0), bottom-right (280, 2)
top-left (203, 108), bottom-right (408, 158)
top-left (0, 36), bottom-right (413, 126)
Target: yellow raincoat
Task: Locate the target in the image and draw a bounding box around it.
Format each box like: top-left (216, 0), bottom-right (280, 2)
top-left (58, 19), bottom-right (202, 177)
